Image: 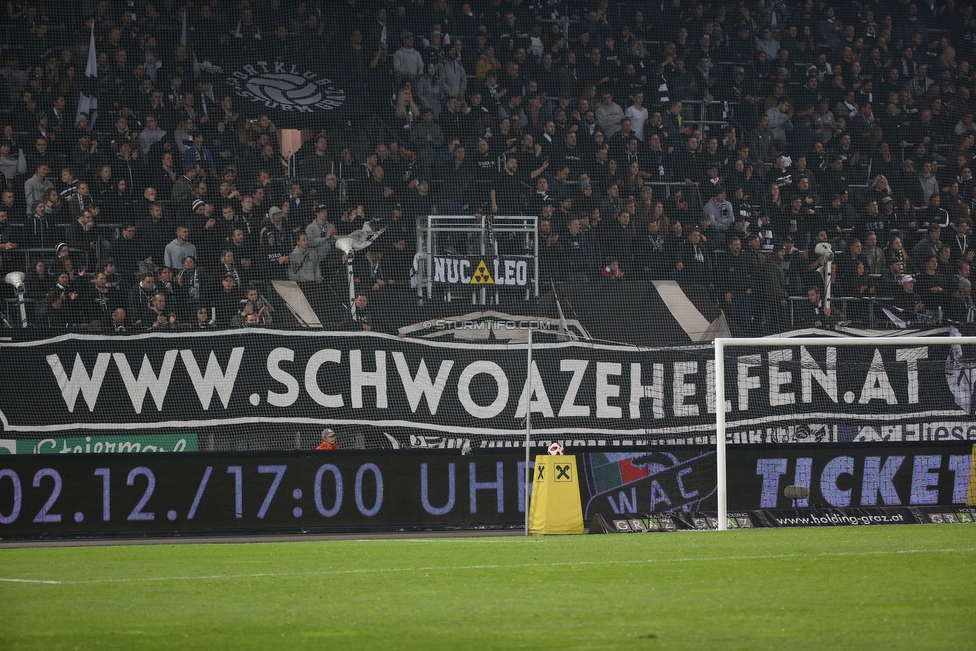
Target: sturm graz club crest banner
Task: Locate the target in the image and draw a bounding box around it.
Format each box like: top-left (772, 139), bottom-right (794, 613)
top-left (0, 332), bottom-right (975, 448)
top-left (223, 60), bottom-right (347, 127)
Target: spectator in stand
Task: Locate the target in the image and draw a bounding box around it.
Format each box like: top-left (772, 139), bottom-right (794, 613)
top-left (257, 228), bottom-right (290, 280)
top-left (946, 219), bottom-right (974, 264)
top-left (559, 218), bottom-right (595, 282)
top-left (3, 0), bottom-right (976, 337)
top-left (948, 278), bottom-right (975, 324)
top-left (703, 189), bottom-right (735, 238)
top-left (893, 275), bottom-right (925, 321)
top-left (718, 235), bottom-right (760, 333)
top-left (288, 232), bottom-right (321, 284)
top-left (912, 224), bottom-right (943, 269)
top-left (674, 226), bottom-right (712, 292)
top-left (24, 163), bottom-right (53, 216)
top-left (601, 211), bottom-right (637, 275)
top-left (796, 285), bottom-right (838, 329)
top-left (164, 225), bottom-right (196, 271)
top-left (919, 193), bottom-right (951, 228)
top-left (914, 254), bottom-right (950, 317)
top-left (345, 292), bottom-right (388, 332)
top-left (394, 32), bottom-right (424, 84)
top-left (174, 255), bottom-right (207, 320)
top-left (316, 428), bottom-right (340, 451)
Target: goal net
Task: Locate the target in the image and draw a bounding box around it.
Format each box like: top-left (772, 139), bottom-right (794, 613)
top-left (713, 335), bottom-right (976, 529)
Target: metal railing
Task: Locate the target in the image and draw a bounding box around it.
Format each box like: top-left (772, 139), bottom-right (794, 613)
top-left (788, 295), bottom-right (895, 330)
top-left (419, 214), bottom-right (539, 304)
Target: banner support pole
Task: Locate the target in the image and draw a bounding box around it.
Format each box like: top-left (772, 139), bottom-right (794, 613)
top-left (524, 327), bottom-right (532, 535)
top-left (715, 338), bottom-right (727, 531)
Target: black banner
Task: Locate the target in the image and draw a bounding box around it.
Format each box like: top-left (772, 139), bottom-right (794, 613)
top-left (0, 333), bottom-right (971, 440)
top-left (580, 444), bottom-right (973, 518)
top-left (0, 443), bottom-right (969, 539)
top-left (429, 256), bottom-right (532, 286)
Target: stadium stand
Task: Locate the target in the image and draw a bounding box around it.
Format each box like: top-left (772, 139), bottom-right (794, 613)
top-left (0, 0), bottom-right (975, 337)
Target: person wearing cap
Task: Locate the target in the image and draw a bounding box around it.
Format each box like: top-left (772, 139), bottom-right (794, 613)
top-left (190, 197), bottom-right (207, 216)
top-left (893, 274), bottom-right (925, 318)
top-left (256, 226), bottom-right (290, 281)
top-left (948, 277), bottom-right (975, 324)
top-left (316, 428), bottom-right (340, 451)
top-left (394, 31), bottom-right (424, 83)
top-left (703, 188), bottom-right (735, 233)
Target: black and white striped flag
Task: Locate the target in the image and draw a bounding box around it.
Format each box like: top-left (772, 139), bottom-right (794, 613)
top-left (75, 23), bottom-right (98, 127)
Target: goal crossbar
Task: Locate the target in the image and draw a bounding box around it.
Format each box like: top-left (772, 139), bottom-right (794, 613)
top-left (713, 336), bottom-right (976, 531)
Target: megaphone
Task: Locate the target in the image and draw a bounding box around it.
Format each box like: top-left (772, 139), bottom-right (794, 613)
top-left (813, 242), bottom-right (834, 261)
top-left (5, 271), bottom-right (27, 328)
top-left (4, 271), bottom-right (25, 293)
top-left (336, 221), bottom-right (387, 254)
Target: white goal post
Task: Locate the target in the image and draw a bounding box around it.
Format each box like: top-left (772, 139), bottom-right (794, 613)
top-left (713, 336), bottom-right (976, 531)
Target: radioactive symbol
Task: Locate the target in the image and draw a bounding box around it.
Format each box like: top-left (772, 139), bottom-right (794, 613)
top-left (470, 260), bottom-right (495, 284)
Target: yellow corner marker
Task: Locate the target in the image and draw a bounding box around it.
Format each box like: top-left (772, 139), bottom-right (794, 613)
top-left (528, 455), bottom-right (584, 535)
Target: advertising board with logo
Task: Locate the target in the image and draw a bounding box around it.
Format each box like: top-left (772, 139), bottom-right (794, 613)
top-left (0, 443), bottom-right (968, 539)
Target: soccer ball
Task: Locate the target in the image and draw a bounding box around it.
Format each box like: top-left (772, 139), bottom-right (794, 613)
top-left (547, 442), bottom-right (565, 455)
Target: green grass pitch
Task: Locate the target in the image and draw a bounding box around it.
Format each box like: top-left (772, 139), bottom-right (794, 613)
top-left (0, 526), bottom-right (973, 650)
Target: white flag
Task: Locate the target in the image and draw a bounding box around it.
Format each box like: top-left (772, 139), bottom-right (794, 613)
top-left (181, 8), bottom-right (201, 79)
top-left (76, 23), bottom-right (98, 127)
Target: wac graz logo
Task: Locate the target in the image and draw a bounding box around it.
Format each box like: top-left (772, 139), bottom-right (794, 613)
top-left (226, 61), bottom-right (346, 112)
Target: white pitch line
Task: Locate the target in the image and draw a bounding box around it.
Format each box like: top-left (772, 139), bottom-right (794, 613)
top-left (12, 546), bottom-right (973, 586)
top-left (0, 577), bottom-right (62, 584)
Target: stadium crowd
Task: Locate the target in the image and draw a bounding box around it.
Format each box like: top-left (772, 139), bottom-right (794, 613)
top-left (1, 0), bottom-right (976, 335)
